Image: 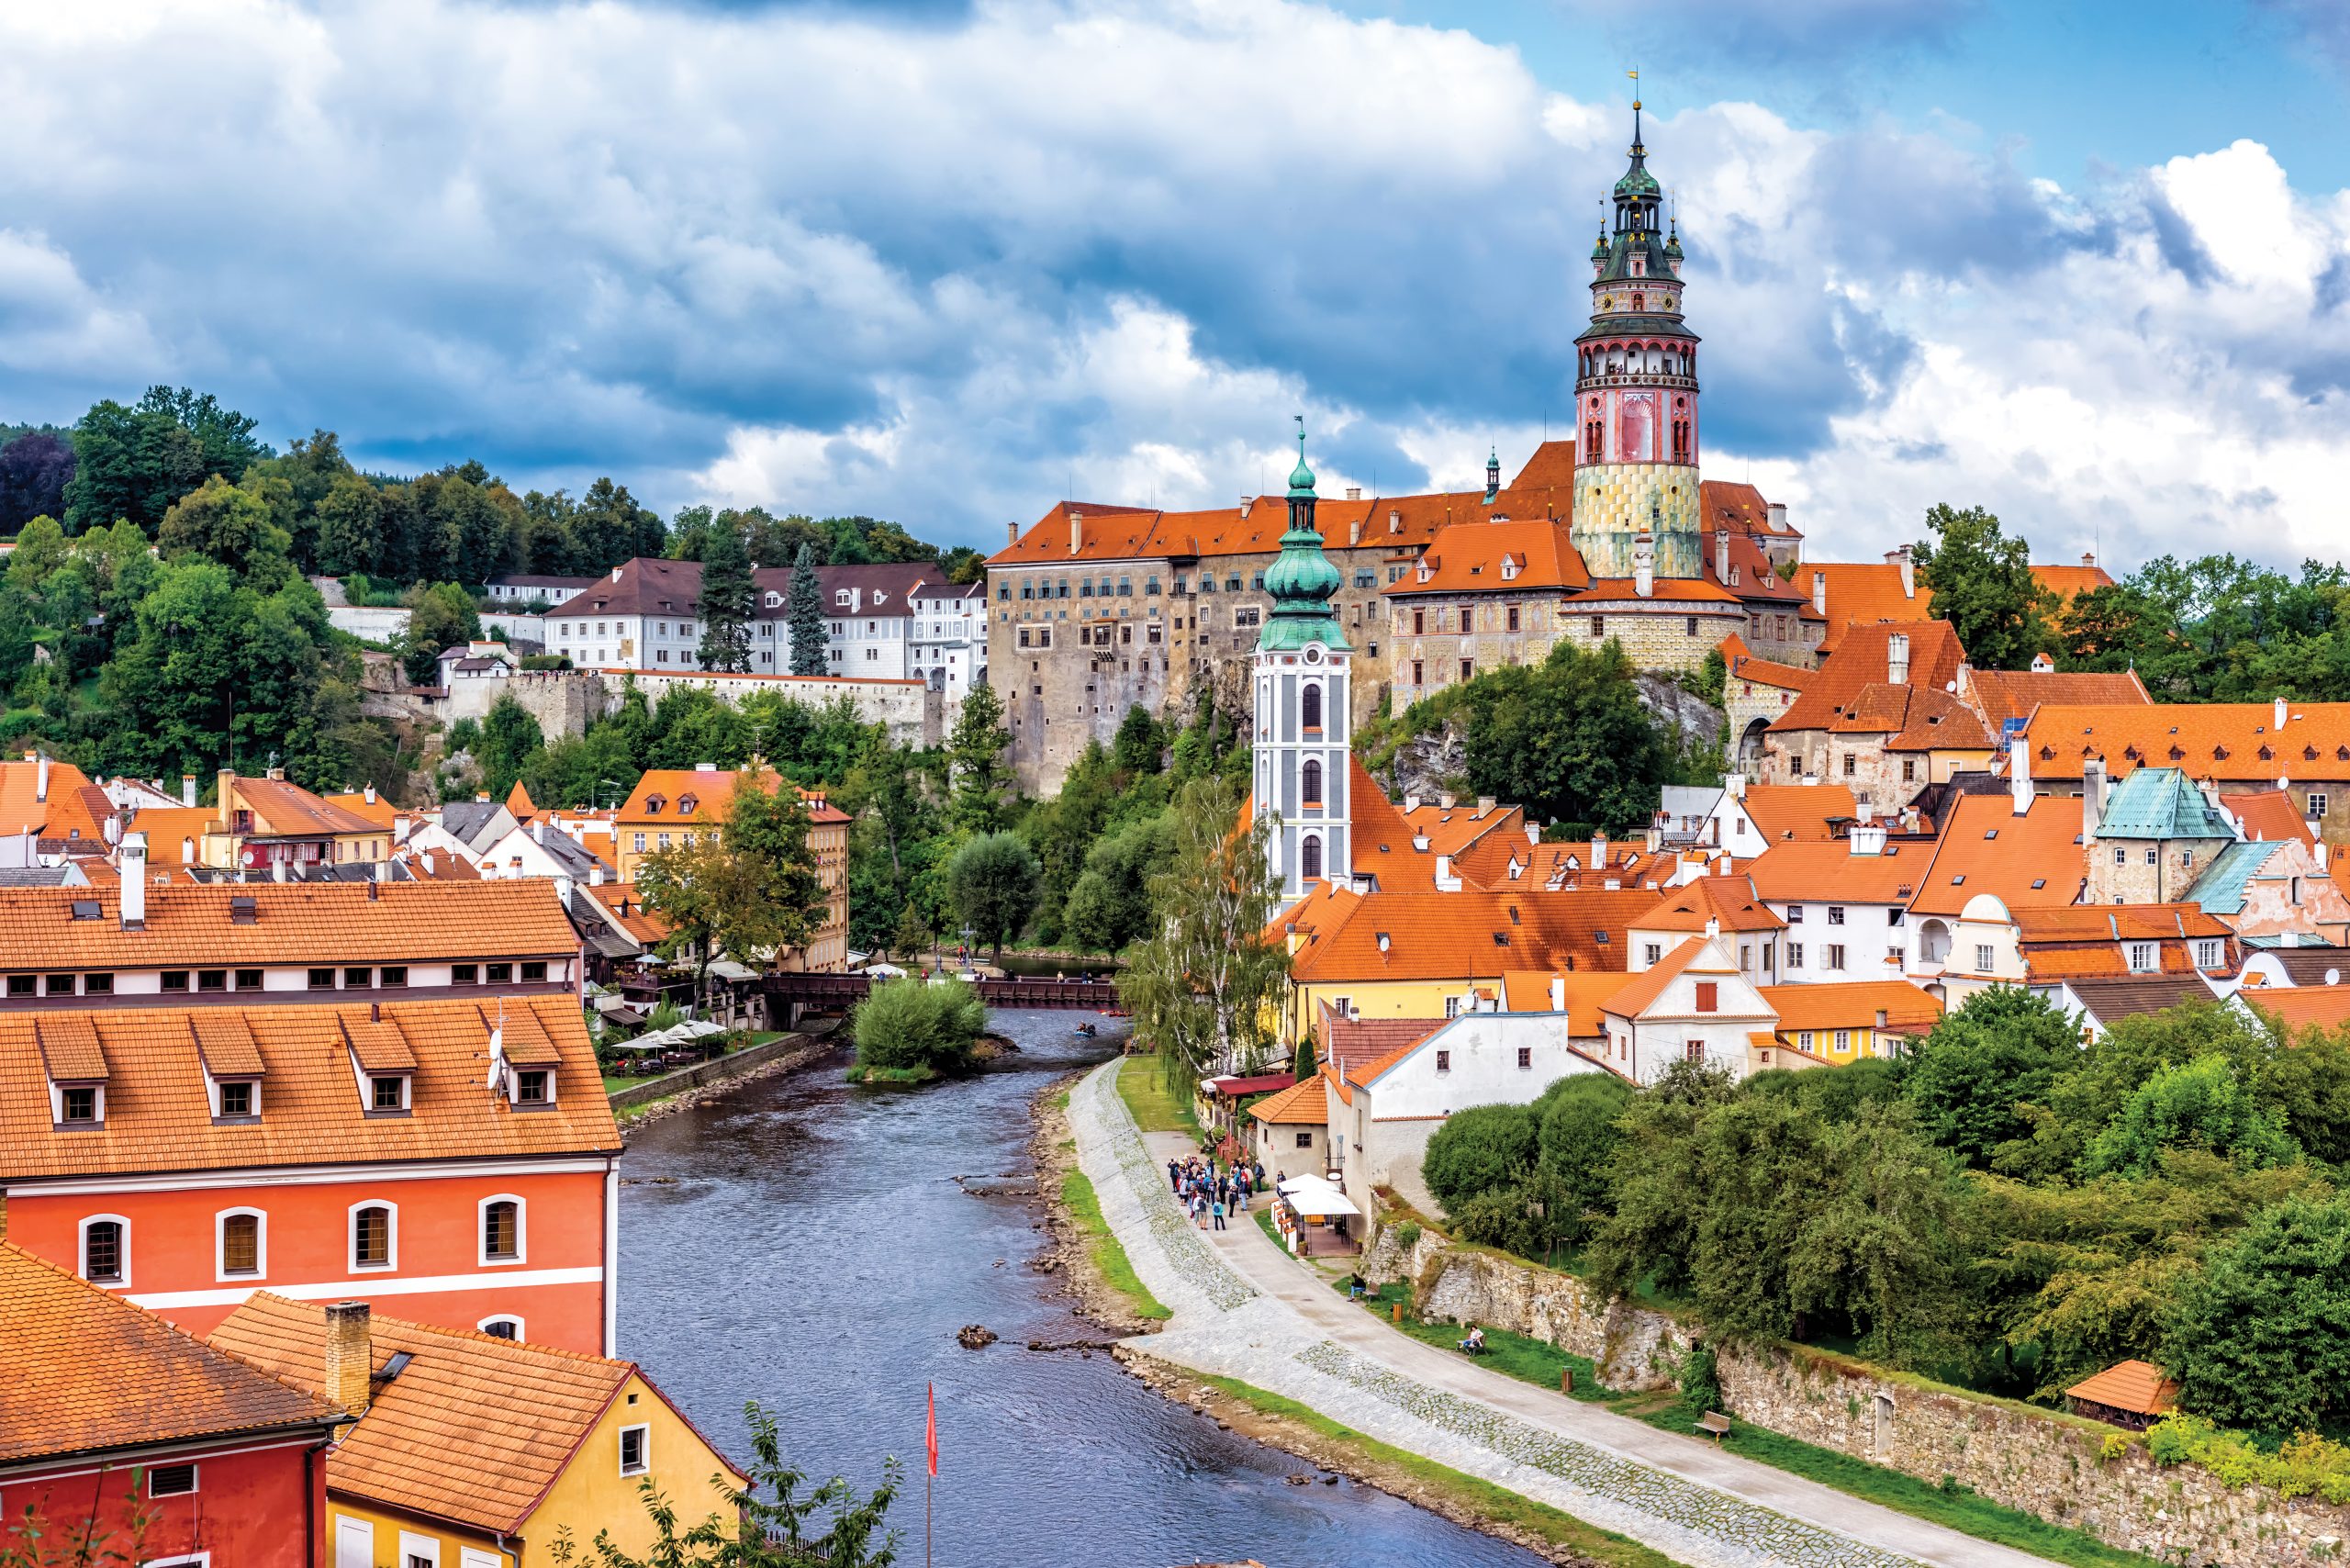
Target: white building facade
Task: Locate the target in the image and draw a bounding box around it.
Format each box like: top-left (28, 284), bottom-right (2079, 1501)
top-left (1253, 434), bottom-right (1353, 902)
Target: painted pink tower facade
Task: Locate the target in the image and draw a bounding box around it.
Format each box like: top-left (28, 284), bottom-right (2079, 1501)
top-left (1570, 99), bottom-right (1703, 580)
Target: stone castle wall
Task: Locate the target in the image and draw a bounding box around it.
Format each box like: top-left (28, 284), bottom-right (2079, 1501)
top-left (597, 669), bottom-right (941, 749)
top-left (1363, 1229), bottom-right (2350, 1566)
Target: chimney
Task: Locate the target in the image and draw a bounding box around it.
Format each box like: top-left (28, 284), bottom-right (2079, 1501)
top-left (34, 751), bottom-right (48, 803)
top-left (364, 784), bottom-right (377, 805)
top-left (1388, 509), bottom-right (1401, 534)
top-left (1069, 510), bottom-right (1083, 555)
top-left (1550, 974), bottom-right (1566, 1013)
top-left (1633, 533), bottom-right (1655, 599)
top-left (1525, 823), bottom-right (1539, 846)
top-left (366, 874), bottom-right (379, 901)
top-left (2276, 696), bottom-right (2289, 732)
top-left (589, 864), bottom-right (606, 886)
top-left (2082, 550), bottom-right (2098, 569)
top-left (2011, 734), bottom-right (2032, 816)
top-left (324, 1302), bottom-right (374, 1430)
top-left (1348, 517), bottom-right (1362, 545)
top-left (1438, 792), bottom-right (1456, 810)
top-left (1346, 487), bottom-right (1362, 501)
top-left (1646, 824), bottom-right (1662, 852)
top-left (1591, 830), bottom-right (1607, 869)
top-left (181, 774), bottom-right (196, 808)
top-left (119, 834), bottom-right (147, 929)
top-left (1728, 774), bottom-right (1746, 801)
top-left (532, 820), bottom-right (547, 846)
top-left (1411, 834), bottom-right (1430, 851)
top-left (1007, 521), bottom-right (1017, 547)
top-left (1811, 571), bottom-right (1827, 615)
top-left (1886, 632), bottom-right (1909, 686)
top-left (2084, 757), bottom-right (2106, 841)
top-left (217, 768), bottom-right (235, 828)
top-left (1894, 544), bottom-right (1916, 599)
top-left (1705, 915), bottom-right (1721, 939)
top-left (555, 875), bottom-right (573, 912)
top-left (1850, 822), bottom-right (1887, 857)
top-left (1435, 854), bottom-right (1459, 890)
top-left (610, 566), bottom-right (622, 583)
top-left (1403, 794), bottom-right (1420, 813)
top-left (1715, 527), bottom-right (1729, 584)
top-left (1767, 502), bottom-right (1787, 532)
top-left (272, 857), bottom-right (287, 882)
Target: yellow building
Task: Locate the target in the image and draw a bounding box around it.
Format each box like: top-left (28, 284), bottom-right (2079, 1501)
top-left (1754, 981), bottom-right (1942, 1065)
top-left (209, 1295), bottom-right (744, 1566)
top-left (132, 768), bottom-right (396, 872)
top-left (613, 765), bottom-right (850, 971)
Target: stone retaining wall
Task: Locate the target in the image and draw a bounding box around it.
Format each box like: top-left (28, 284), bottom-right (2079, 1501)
top-left (1366, 1225), bottom-right (2350, 1567)
top-left (608, 1031), bottom-right (821, 1110)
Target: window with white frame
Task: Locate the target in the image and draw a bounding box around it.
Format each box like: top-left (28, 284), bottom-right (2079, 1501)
top-left (620, 1424), bottom-right (650, 1476)
top-left (478, 1316), bottom-right (523, 1340)
top-left (1975, 944), bottom-right (1996, 972)
top-left (218, 1208), bottom-right (265, 1280)
top-left (80, 1215), bottom-right (128, 1285)
top-left (479, 1196), bottom-right (525, 1265)
top-left (2128, 943), bottom-right (2158, 973)
top-left (2194, 939), bottom-right (2221, 969)
top-left (350, 1203), bottom-right (396, 1271)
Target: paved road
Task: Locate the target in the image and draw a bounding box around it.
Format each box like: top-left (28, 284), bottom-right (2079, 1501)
top-left (1072, 1060), bottom-right (2058, 1568)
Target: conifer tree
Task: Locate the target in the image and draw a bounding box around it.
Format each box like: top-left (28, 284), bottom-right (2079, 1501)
top-left (786, 542), bottom-right (827, 677)
top-left (695, 519), bottom-right (755, 672)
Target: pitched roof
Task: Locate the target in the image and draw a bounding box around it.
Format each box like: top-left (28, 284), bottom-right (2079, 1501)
top-left (1743, 840), bottom-right (1932, 905)
top-left (211, 1294), bottom-right (738, 1534)
top-left (2096, 767), bottom-right (2236, 839)
top-left (320, 791), bottom-right (402, 832)
top-left (2034, 562), bottom-right (2118, 606)
top-left (0, 879), bottom-right (578, 969)
top-left (1602, 935), bottom-right (1739, 1018)
top-left (1758, 981), bottom-right (1942, 1033)
top-left (0, 756), bottom-right (115, 849)
top-left (503, 779), bottom-right (537, 818)
top-left (2221, 790), bottom-right (2317, 847)
top-left (1393, 799), bottom-right (1527, 858)
top-left (1633, 875), bottom-right (1786, 934)
top-left (1383, 519), bottom-right (1587, 597)
top-left (0, 1242), bottom-right (335, 1464)
top-left (581, 881), bottom-right (673, 944)
top-left (231, 776), bottom-right (385, 839)
top-left (1699, 479), bottom-right (1801, 541)
top-left (1720, 635), bottom-right (1813, 694)
top-left (1804, 564), bottom-right (1934, 653)
top-left (2020, 702), bottom-right (2350, 780)
top-left (2059, 973), bottom-right (2219, 1025)
top-left (548, 557), bottom-right (937, 620)
top-left (2065, 1359), bottom-right (2178, 1417)
top-left (1962, 667), bottom-right (2150, 729)
top-left (0, 996), bottom-right (618, 1181)
top-left (1497, 969), bottom-right (1624, 1029)
top-left (1773, 622), bottom-right (1967, 734)
top-left (2185, 840), bottom-right (2290, 916)
top-left (1909, 792), bottom-right (2087, 916)
top-left (1288, 888), bottom-right (1654, 981)
top-left (1247, 1078), bottom-right (1328, 1126)
top-left (1317, 1010), bottom-right (1446, 1072)
top-left (2242, 986), bottom-right (2350, 1034)
top-left (1735, 784), bottom-right (1859, 845)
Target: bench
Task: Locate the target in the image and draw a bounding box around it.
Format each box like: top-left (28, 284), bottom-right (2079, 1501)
top-left (1695, 1411), bottom-right (1733, 1443)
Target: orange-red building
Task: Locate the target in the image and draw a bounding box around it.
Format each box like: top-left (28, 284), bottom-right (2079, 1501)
top-left (0, 995), bottom-right (624, 1356)
top-left (0, 1240), bottom-right (340, 1564)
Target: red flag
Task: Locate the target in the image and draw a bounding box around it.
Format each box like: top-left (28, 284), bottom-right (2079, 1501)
top-left (925, 1383), bottom-right (938, 1477)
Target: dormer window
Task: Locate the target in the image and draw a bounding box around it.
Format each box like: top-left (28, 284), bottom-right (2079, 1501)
top-left (62, 1085), bottom-right (99, 1124)
top-left (677, 794), bottom-right (699, 815)
top-left (643, 796), bottom-right (666, 815)
top-left (516, 1069), bottom-right (551, 1105)
top-left (218, 1081), bottom-right (256, 1118)
top-left (371, 1076), bottom-right (407, 1111)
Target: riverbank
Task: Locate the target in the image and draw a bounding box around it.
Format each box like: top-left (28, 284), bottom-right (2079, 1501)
top-left (1030, 1071), bottom-right (1168, 1333)
top-left (614, 1022), bottom-right (841, 1136)
top-left (1058, 1055), bottom-right (2062, 1568)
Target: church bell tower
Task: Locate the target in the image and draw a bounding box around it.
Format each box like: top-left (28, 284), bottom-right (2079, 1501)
top-left (1570, 96), bottom-right (1703, 579)
top-left (1253, 419), bottom-right (1350, 900)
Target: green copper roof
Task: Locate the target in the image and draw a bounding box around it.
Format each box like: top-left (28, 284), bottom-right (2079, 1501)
top-left (1260, 421), bottom-right (1347, 653)
top-left (2097, 767), bottom-right (2236, 840)
top-left (2188, 840), bottom-right (2286, 917)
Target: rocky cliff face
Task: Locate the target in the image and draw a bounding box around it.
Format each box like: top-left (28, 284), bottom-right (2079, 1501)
top-left (1381, 721), bottom-right (1470, 806)
top-left (1633, 671), bottom-right (1724, 759)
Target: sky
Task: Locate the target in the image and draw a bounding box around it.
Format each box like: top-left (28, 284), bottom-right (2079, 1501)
top-left (1, 0), bottom-right (2346, 571)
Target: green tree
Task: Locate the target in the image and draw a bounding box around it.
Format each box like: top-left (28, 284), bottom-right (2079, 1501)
top-left (1292, 1038), bottom-right (1317, 1082)
top-left (400, 582), bottom-right (483, 683)
top-left (636, 776), bottom-right (823, 1002)
top-left (1586, 1061), bottom-right (1737, 1303)
top-left (315, 473), bottom-right (387, 577)
top-left (786, 543), bottom-right (828, 677)
top-left (1900, 986), bottom-right (2076, 1168)
top-left (946, 831), bottom-right (1040, 961)
top-left (946, 684), bottom-right (1014, 833)
top-left (155, 474), bottom-right (293, 583)
top-left (696, 517), bottom-right (756, 672)
top-left (1537, 1074), bottom-right (1633, 1243)
top-left (1058, 814), bottom-right (1173, 957)
top-left (553, 1400), bottom-right (899, 1567)
top-left (63, 386), bottom-right (263, 536)
top-left (1785, 1103), bottom-right (1969, 1361)
top-left (2080, 1054), bottom-right (2300, 1179)
top-left (1911, 503), bottom-right (2053, 669)
top-left (1423, 1103), bottom-right (1539, 1212)
top-left (475, 693), bottom-right (545, 801)
top-left (1109, 705), bottom-right (1162, 775)
top-left (1421, 639), bottom-right (1676, 831)
top-left (853, 975), bottom-right (989, 1079)
top-left (1116, 775), bottom-right (1289, 1080)
top-left (2164, 1193), bottom-right (2350, 1433)
top-left (4, 514), bottom-right (70, 596)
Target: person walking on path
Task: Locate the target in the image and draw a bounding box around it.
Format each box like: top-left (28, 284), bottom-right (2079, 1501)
top-left (1212, 1196), bottom-right (1226, 1231)
top-left (1167, 1158), bottom-right (1181, 1193)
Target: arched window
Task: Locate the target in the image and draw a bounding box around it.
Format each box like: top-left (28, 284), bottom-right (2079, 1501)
top-left (80, 1216), bottom-right (127, 1285)
top-left (1301, 834), bottom-right (1324, 881)
top-left (351, 1203), bottom-right (395, 1271)
top-left (1631, 293), bottom-right (1644, 313)
top-left (481, 1197), bottom-right (523, 1263)
top-left (218, 1210), bottom-right (263, 1279)
top-left (479, 1316), bottom-right (522, 1340)
top-left (1302, 683), bottom-right (1323, 733)
top-left (1303, 759), bottom-right (1324, 807)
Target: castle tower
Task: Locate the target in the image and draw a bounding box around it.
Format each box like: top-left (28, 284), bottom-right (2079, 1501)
top-left (1253, 420), bottom-right (1350, 901)
top-left (1570, 98), bottom-right (1702, 579)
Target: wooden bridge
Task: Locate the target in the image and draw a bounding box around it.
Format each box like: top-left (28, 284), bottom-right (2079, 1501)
top-left (758, 971), bottom-right (1123, 1012)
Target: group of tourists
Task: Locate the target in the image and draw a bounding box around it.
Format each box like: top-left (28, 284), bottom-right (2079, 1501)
top-left (1167, 1153), bottom-right (1263, 1232)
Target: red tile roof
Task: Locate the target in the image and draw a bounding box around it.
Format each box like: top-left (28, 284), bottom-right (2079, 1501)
top-left (1633, 875), bottom-right (1786, 934)
top-left (2065, 1359), bottom-right (2178, 1417)
top-left (1773, 622), bottom-right (1968, 734)
top-left (1962, 667), bottom-right (2150, 729)
top-left (0, 996), bottom-right (619, 1181)
top-left (2243, 986), bottom-right (2350, 1034)
top-left (1247, 1078), bottom-right (1327, 1126)
top-left (1603, 935), bottom-right (1735, 1017)
top-left (232, 776), bottom-right (384, 839)
top-left (1718, 634), bottom-right (1812, 694)
top-left (1735, 784), bottom-right (1860, 845)
top-left (1383, 520), bottom-right (1587, 597)
top-left (1743, 840), bottom-right (1933, 904)
top-left (1318, 1008), bottom-right (1446, 1071)
top-left (1759, 981), bottom-right (1941, 1032)
top-left (1909, 793), bottom-right (2086, 916)
top-left (2222, 790), bottom-right (2317, 847)
top-left (1289, 888), bottom-right (1652, 981)
top-left (2021, 703), bottom-right (2350, 780)
top-left (1498, 969), bottom-right (1625, 1029)
top-left (0, 757), bottom-right (114, 850)
top-left (1, 1242), bottom-right (335, 1464)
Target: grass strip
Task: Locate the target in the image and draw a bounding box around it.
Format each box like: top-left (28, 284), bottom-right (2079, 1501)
top-left (1191, 1372), bottom-right (1684, 1568)
top-left (1363, 1289), bottom-right (2153, 1568)
top-left (1058, 1170), bottom-right (1171, 1321)
top-left (1116, 1053), bottom-right (1204, 1139)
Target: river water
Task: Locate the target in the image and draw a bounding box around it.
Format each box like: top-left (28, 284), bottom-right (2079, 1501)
top-left (619, 1008), bottom-right (1544, 1568)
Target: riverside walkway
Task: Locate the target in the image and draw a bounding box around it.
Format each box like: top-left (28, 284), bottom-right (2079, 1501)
top-left (1065, 1059), bottom-right (2058, 1568)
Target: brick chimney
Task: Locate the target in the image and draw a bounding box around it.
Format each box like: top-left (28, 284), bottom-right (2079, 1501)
top-left (217, 768), bottom-right (236, 829)
top-left (324, 1301), bottom-right (373, 1432)
top-left (119, 833), bottom-right (147, 930)
top-left (1006, 521), bottom-right (1017, 547)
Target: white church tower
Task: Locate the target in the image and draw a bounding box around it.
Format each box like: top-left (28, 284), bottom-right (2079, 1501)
top-left (1254, 419), bottom-right (1351, 900)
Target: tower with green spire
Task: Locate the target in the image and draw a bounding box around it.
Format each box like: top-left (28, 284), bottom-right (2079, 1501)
top-left (1254, 417), bottom-right (1350, 898)
top-left (1569, 96), bottom-right (1703, 582)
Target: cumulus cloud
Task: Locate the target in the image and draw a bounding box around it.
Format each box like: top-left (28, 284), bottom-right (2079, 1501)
top-left (0, 0), bottom-right (2340, 576)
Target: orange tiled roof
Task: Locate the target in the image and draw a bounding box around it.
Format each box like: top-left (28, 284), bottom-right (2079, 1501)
top-left (2065, 1359), bottom-right (2178, 1417)
top-left (0, 757), bottom-right (114, 849)
top-left (1759, 980), bottom-right (1942, 1033)
top-left (2243, 987), bottom-right (2350, 1035)
top-left (1562, 577), bottom-right (1744, 605)
top-left (1394, 799), bottom-right (1528, 859)
top-left (2222, 790), bottom-right (2317, 847)
top-left (1718, 634), bottom-right (1813, 694)
top-left (320, 791), bottom-right (401, 832)
top-left (1498, 969), bottom-right (1624, 1029)
top-left (1804, 564), bottom-right (1935, 653)
top-left (1247, 1078), bottom-right (1327, 1126)
top-left (1383, 519), bottom-right (1587, 597)
top-left (1743, 840), bottom-right (1933, 904)
top-left (211, 1293), bottom-right (741, 1534)
top-left (0, 879), bottom-right (578, 969)
top-left (1345, 1036), bottom-right (1432, 1092)
top-left (504, 779), bottom-right (537, 819)
top-left (0, 997), bottom-right (619, 1182)
top-left (1318, 1008), bottom-right (1445, 1072)
top-left (581, 881), bottom-right (671, 944)
top-left (618, 767), bottom-right (780, 826)
top-left (1633, 875), bottom-right (1786, 934)
top-left (1908, 793), bottom-right (2086, 917)
top-left (1774, 622), bottom-right (1967, 734)
top-left (123, 805), bottom-right (218, 863)
top-left (1699, 479), bottom-right (1801, 540)
top-left (2035, 563), bottom-right (2117, 606)
top-left (2012, 903), bottom-right (2232, 943)
top-left (1, 1243), bottom-right (335, 1465)
top-left (1703, 535), bottom-right (1812, 607)
top-left (1963, 668), bottom-right (2150, 729)
top-left (1602, 935), bottom-right (1737, 1018)
top-left (36, 1015), bottom-right (107, 1081)
top-left (1736, 784), bottom-right (1860, 845)
top-left (1289, 888), bottom-right (1654, 981)
top-left (233, 776), bottom-right (385, 839)
top-left (2021, 703), bottom-right (2350, 780)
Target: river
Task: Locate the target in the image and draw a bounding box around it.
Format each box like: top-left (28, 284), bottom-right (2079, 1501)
top-left (619, 1008), bottom-right (1546, 1568)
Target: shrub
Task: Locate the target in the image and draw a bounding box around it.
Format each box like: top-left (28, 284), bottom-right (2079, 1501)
top-left (1423, 1103), bottom-right (1539, 1212)
top-left (2099, 1431), bottom-right (2131, 1464)
top-left (853, 976), bottom-right (988, 1079)
top-left (1675, 1343), bottom-right (1722, 1418)
top-left (2144, 1415), bottom-right (2350, 1504)
top-left (1392, 1220), bottom-right (1422, 1252)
